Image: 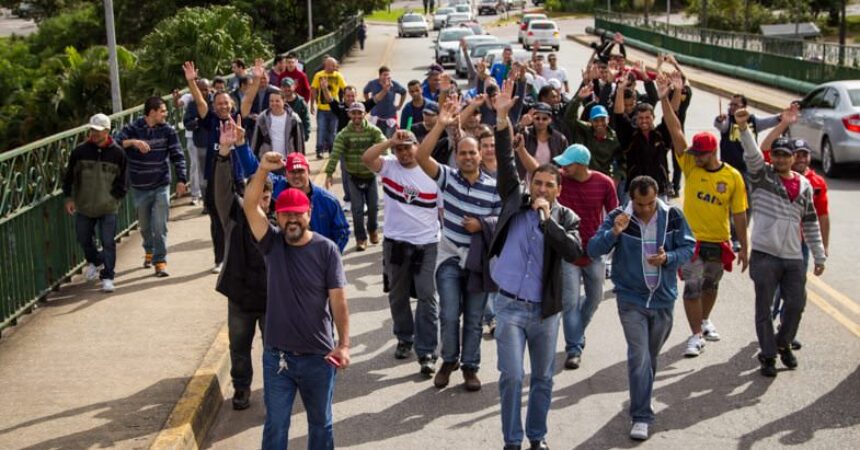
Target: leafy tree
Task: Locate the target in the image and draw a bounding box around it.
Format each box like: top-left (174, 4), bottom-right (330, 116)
top-left (134, 5), bottom-right (271, 97)
top-left (0, 0), bottom-right (75, 22)
top-left (27, 3), bottom-right (104, 57)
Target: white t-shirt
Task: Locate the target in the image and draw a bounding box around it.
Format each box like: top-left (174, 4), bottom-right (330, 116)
top-left (542, 67), bottom-right (568, 85)
top-left (378, 156), bottom-right (440, 245)
top-left (269, 112), bottom-right (288, 156)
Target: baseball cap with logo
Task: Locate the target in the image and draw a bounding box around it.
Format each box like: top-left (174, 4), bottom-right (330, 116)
top-left (687, 132), bottom-right (718, 155)
top-left (792, 139), bottom-right (812, 153)
top-left (286, 152), bottom-right (309, 172)
top-left (274, 188), bottom-right (310, 214)
top-left (88, 113), bottom-right (111, 131)
top-left (770, 137), bottom-right (796, 155)
top-left (347, 102), bottom-right (366, 113)
top-left (553, 144), bottom-right (591, 167)
top-left (532, 102), bottom-right (553, 116)
top-left (280, 77), bottom-right (296, 87)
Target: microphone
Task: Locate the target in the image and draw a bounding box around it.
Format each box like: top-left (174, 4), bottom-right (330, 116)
top-left (538, 208), bottom-right (547, 223)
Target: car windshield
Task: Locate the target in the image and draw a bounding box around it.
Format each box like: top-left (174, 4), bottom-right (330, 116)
top-left (456, 5), bottom-right (470, 12)
top-left (440, 29), bottom-right (473, 41)
top-left (403, 15), bottom-right (423, 22)
top-left (437, 8), bottom-right (454, 15)
top-left (524, 15), bottom-right (548, 23)
top-left (848, 89), bottom-right (860, 106)
top-left (531, 22), bottom-right (555, 30)
top-left (473, 44), bottom-right (506, 57)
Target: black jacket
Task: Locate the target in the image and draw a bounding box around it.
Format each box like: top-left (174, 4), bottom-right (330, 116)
top-left (213, 153), bottom-right (267, 312)
top-left (488, 125), bottom-right (584, 318)
top-left (62, 139), bottom-right (127, 217)
top-left (515, 124), bottom-right (569, 180)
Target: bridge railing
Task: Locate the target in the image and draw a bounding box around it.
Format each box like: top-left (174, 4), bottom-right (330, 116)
top-left (0, 15), bottom-right (360, 332)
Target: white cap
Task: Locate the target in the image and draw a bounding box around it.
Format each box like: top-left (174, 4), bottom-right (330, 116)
top-left (548, 79), bottom-right (562, 90)
top-left (88, 113), bottom-right (111, 131)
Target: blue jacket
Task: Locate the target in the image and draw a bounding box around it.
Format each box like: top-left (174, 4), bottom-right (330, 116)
top-left (588, 200), bottom-right (695, 310)
top-left (234, 144), bottom-right (350, 253)
top-left (116, 118), bottom-right (187, 190)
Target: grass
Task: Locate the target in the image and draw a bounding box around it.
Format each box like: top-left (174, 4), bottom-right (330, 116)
top-left (365, 7), bottom-right (411, 23)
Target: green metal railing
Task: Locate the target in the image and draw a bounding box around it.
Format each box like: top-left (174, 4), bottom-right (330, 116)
top-left (595, 10), bottom-right (860, 86)
top-left (0, 16), bottom-right (360, 333)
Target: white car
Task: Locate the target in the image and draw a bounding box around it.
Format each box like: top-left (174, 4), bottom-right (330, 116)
top-left (454, 3), bottom-right (473, 20)
top-left (433, 7), bottom-right (455, 30)
top-left (523, 20), bottom-right (560, 51)
top-left (435, 27), bottom-right (475, 66)
top-left (445, 12), bottom-right (471, 28)
top-left (455, 35), bottom-right (499, 78)
top-left (483, 47), bottom-right (532, 68)
top-left (398, 13), bottom-right (429, 38)
top-left (517, 13), bottom-right (548, 43)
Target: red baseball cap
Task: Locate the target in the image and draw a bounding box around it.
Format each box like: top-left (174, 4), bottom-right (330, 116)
top-left (687, 132), bottom-right (717, 155)
top-left (286, 152), bottom-right (309, 172)
top-left (274, 188), bottom-right (310, 214)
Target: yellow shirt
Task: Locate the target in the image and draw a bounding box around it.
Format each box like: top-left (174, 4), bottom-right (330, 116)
top-left (311, 70), bottom-right (347, 112)
top-left (678, 152), bottom-right (748, 243)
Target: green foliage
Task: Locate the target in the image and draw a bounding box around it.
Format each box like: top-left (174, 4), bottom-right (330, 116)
top-left (687, 0), bottom-right (776, 32)
top-left (0, 0), bottom-right (74, 22)
top-left (26, 3), bottom-right (104, 57)
top-left (134, 5), bottom-right (271, 97)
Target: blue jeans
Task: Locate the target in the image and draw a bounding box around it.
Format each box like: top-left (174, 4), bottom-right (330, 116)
top-left (483, 292), bottom-right (497, 325)
top-left (262, 348), bottom-right (336, 450)
top-left (495, 293), bottom-right (560, 446)
top-left (772, 241), bottom-right (810, 320)
top-left (617, 301), bottom-right (673, 424)
top-left (132, 185), bottom-right (170, 264)
top-left (74, 212), bottom-right (118, 280)
top-left (345, 175), bottom-right (378, 242)
top-left (436, 257), bottom-right (488, 370)
top-left (315, 110), bottom-right (338, 155)
top-left (384, 240), bottom-right (439, 359)
top-left (561, 258), bottom-right (606, 356)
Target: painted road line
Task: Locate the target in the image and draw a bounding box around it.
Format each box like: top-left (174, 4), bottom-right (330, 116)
top-left (807, 275), bottom-right (860, 316)
top-left (807, 289), bottom-right (860, 339)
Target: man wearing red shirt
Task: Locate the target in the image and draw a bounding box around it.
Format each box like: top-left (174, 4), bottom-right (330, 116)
top-left (518, 143), bottom-right (618, 369)
top-left (270, 53), bottom-right (312, 103)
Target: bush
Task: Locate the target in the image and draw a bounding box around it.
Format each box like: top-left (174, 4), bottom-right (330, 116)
top-left (27, 3), bottom-right (104, 57)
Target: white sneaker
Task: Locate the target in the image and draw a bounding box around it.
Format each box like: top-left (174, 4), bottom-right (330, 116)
top-left (211, 263), bottom-right (222, 274)
top-left (101, 279), bottom-right (115, 293)
top-left (702, 319), bottom-right (721, 341)
top-left (343, 201), bottom-right (351, 212)
top-left (190, 197), bottom-right (200, 206)
top-left (85, 263), bottom-right (99, 281)
top-left (684, 334), bottom-right (705, 357)
top-left (630, 422), bottom-right (649, 441)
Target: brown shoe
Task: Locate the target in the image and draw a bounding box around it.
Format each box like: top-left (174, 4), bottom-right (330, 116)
top-left (369, 230), bottom-right (380, 245)
top-left (463, 368), bottom-right (481, 391)
top-left (434, 361), bottom-right (459, 389)
top-left (356, 240), bottom-right (368, 252)
top-left (154, 262), bottom-right (170, 277)
top-left (143, 253), bottom-right (153, 268)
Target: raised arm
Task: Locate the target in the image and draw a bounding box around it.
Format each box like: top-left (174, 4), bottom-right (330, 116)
top-left (737, 109), bottom-right (765, 176)
top-left (613, 76), bottom-right (627, 115)
top-left (214, 116), bottom-right (246, 228)
top-left (362, 133), bottom-right (395, 173)
top-left (183, 61), bottom-right (208, 118)
top-left (241, 59), bottom-right (265, 118)
top-left (660, 74), bottom-right (687, 157)
top-left (760, 104), bottom-right (797, 152)
top-left (416, 103), bottom-right (455, 180)
top-left (494, 78), bottom-right (522, 201)
top-left (244, 151), bottom-right (284, 241)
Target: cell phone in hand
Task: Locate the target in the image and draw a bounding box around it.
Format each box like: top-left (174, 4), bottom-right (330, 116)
top-left (325, 355), bottom-right (342, 368)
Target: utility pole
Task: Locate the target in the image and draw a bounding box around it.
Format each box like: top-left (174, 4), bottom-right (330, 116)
top-left (840, 0), bottom-right (847, 65)
top-left (103, 0), bottom-right (122, 113)
top-left (307, 0), bottom-right (313, 41)
top-left (666, 0), bottom-right (670, 29)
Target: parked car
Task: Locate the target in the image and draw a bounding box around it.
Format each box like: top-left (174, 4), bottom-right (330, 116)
top-left (455, 35), bottom-right (499, 77)
top-left (483, 47), bottom-right (532, 68)
top-left (478, 0), bottom-right (501, 15)
top-left (501, 0), bottom-right (527, 9)
top-left (790, 80), bottom-right (860, 177)
top-left (454, 3), bottom-right (473, 20)
top-left (433, 7), bottom-right (455, 30)
top-left (435, 27), bottom-right (475, 66)
top-left (523, 19), bottom-right (560, 51)
top-left (445, 12), bottom-right (471, 28)
top-left (517, 13), bottom-right (548, 43)
top-left (398, 13), bottom-right (429, 38)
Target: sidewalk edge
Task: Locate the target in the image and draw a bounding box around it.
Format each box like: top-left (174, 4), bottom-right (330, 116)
top-left (148, 324), bottom-right (230, 450)
top-left (565, 34), bottom-right (783, 114)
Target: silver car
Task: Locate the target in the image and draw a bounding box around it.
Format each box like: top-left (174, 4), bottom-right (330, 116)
top-left (790, 80), bottom-right (860, 177)
top-left (455, 35), bottom-right (499, 78)
top-left (435, 27), bottom-right (475, 66)
top-left (445, 12), bottom-right (471, 28)
top-left (398, 13), bottom-right (429, 38)
top-left (433, 7), bottom-right (455, 30)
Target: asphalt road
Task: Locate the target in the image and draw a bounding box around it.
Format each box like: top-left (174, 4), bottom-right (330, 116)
top-left (205, 15), bottom-right (860, 450)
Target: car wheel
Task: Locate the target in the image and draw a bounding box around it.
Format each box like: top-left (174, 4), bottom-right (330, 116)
top-left (425, 32), bottom-right (429, 37)
top-left (553, 45), bottom-right (560, 51)
top-left (821, 136), bottom-right (842, 177)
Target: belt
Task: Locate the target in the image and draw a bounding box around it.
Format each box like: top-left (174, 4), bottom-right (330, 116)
top-left (499, 289), bottom-right (540, 304)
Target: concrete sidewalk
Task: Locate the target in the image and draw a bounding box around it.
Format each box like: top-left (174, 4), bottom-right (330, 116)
top-left (0, 30), bottom-right (388, 450)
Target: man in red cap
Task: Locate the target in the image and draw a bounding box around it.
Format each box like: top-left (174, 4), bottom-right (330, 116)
top-left (244, 155), bottom-right (351, 450)
top-left (661, 76), bottom-right (749, 358)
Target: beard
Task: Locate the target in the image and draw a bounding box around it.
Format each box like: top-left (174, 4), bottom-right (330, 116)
top-left (284, 222), bottom-right (306, 243)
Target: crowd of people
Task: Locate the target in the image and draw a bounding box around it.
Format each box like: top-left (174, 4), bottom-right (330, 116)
top-left (61, 25), bottom-right (831, 450)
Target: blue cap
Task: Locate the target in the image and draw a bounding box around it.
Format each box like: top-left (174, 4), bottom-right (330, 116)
top-left (553, 144), bottom-right (591, 167)
top-left (588, 105), bottom-right (609, 121)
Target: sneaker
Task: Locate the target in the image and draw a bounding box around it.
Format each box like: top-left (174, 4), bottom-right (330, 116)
top-left (343, 201), bottom-right (351, 212)
top-left (629, 422), bottom-right (649, 441)
top-left (101, 279), bottom-right (115, 293)
top-left (85, 263), bottom-right (100, 281)
top-left (463, 368), bottom-right (481, 391)
top-left (143, 253), bottom-right (153, 268)
top-left (564, 354), bottom-right (581, 370)
top-left (316, 152), bottom-right (324, 160)
top-left (190, 197), bottom-right (199, 206)
top-left (394, 341), bottom-right (412, 359)
top-left (702, 319), bottom-right (721, 341)
top-left (418, 356), bottom-right (436, 375)
top-left (758, 353), bottom-right (777, 377)
top-left (528, 439), bottom-right (549, 449)
top-left (684, 334), bottom-right (705, 357)
top-left (154, 262), bottom-right (170, 278)
top-left (211, 263), bottom-right (222, 274)
top-left (791, 339), bottom-right (802, 350)
top-left (434, 361), bottom-right (460, 388)
top-left (778, 347), bottom-right (798, 369)
top-left (369, 230), bottom-right (380, 245)
top-left (232, 388), bottom-right (250, 410)
top-left (355, 240), bottom-right (368, 252)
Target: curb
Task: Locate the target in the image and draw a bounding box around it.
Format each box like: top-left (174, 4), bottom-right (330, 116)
top-left (148, 324), bottom-right (231, 450)
top-left (565, 34), bottom-right (783, 114)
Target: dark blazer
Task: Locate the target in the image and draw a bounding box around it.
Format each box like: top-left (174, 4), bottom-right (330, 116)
top-left (488, 125), bottom-right (584, 318)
